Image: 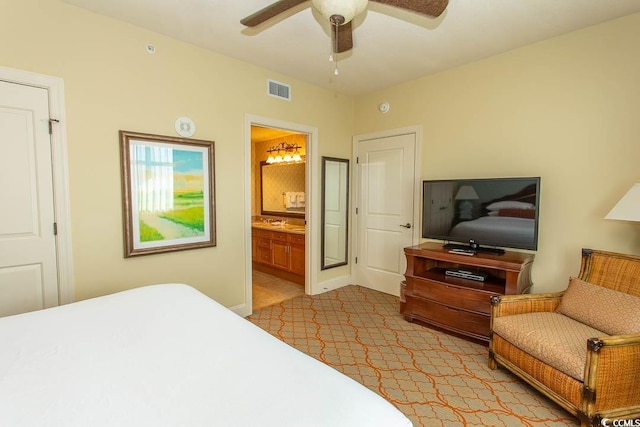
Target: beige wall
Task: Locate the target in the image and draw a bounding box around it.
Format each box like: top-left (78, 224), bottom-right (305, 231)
top-left (0, 0), bottom-right (354, 306)
top-left (354, 13), bottom-right (640, 292)
top-left (3, 1), bottom-right (638, 304)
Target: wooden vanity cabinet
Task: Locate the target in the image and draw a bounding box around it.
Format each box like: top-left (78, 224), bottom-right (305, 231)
top-left (402, 242), bottom-right (534, 343)
top-left (288, 233), bottom-right (305, 275)
top-left (271, 240), bottom-right (287, 270)
top-left (252, 227), bottom-right (305, 284)
top-left (252, 229), bottom-right (273, 265)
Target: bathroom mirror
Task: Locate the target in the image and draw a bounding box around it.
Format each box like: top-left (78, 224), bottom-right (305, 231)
top-left (321, 157), bottom-right (349, 270)
top-left (260, 161), bottom-right (305, 218)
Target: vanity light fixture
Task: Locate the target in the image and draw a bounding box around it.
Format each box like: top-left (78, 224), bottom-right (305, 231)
top-left (266, 142), bottom-right (304, 164)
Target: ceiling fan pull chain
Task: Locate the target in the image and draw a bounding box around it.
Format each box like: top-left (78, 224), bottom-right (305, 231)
top-left (331, 15), bottom-right (342, 75)
top-left (329, 34), bottom-right (334, 63)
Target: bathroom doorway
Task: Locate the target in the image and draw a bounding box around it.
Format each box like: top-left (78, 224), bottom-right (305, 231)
top-left (244, 115), bottom-right (318, 315)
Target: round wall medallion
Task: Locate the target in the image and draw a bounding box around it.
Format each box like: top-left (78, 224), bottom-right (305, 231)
top-left (175, 116), bottom-right (196, 137)
top-left (379, 102), bottom-right (390, 113)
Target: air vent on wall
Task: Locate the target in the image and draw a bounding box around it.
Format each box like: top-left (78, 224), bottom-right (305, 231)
top-left (267, 79), bottom-right (291, 101)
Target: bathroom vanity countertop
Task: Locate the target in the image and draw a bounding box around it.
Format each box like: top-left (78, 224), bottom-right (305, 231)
top-left (251, 223), bottom-right (306, 235)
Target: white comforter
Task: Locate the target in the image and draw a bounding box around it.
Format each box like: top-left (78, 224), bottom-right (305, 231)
top-left (0, 284), bottom-right (412, 427)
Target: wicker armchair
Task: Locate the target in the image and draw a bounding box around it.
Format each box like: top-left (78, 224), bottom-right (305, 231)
top-left (489, 249), bottom-right (640, 426)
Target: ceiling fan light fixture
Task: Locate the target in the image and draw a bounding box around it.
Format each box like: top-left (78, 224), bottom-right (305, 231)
top-left (311, 0), bottom-right (368, 24)
top-left (241, 0), bottom-right (449, 76)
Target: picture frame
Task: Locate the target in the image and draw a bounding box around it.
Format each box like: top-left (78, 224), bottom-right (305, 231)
top-left (119, 130), bottom-right (216, 257)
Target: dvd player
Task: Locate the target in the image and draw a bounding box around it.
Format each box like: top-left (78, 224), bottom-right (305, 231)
top-left (445, 269), bottom-right (488, 282)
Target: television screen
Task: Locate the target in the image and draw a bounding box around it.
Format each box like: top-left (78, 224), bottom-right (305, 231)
top-left (422, 177), bottom-right (540, 251)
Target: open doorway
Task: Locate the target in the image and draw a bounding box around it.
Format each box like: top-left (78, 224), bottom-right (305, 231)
top-left (250, 125), bottom-right (307, 310)
top-left (243, 114), bottom-right (319, 316)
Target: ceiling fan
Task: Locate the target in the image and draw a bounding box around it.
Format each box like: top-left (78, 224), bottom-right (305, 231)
top-left (241, 0), bottom-right (449, 55)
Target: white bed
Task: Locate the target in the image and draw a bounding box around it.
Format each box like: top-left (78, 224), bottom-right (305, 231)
top-left (0, 284), bottom-right (412, 427)
top-left (449, 216), bottom-right (535, 248)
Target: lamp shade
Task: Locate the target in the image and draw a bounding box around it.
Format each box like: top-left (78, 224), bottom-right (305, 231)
top-left (605, 183), bottom-right (640, 221)
top-left (311, 0), bottom-right (368, 23)
top-left (455, 185), bottom-right (479, 200)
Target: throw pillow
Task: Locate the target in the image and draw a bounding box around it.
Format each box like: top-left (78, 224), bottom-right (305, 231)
top-left (556, 276), bottom-right (640, 335)
top-left (485, 201), bottom-right (535, 211)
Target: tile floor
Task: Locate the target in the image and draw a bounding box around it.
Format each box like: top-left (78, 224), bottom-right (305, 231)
top-left (252, 270), bottom-right (305, 310)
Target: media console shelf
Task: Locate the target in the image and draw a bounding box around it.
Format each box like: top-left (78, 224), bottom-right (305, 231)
top-left (402, 242), bottom-right (534, 343)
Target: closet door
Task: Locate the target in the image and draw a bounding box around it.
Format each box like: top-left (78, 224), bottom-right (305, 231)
top-left (0, 80), bottom-right (59, 316)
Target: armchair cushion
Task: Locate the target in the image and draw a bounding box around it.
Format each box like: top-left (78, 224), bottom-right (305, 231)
top-left (490, 249), bottom-right (640, 426)
top-left (556, 277), bottom-right (640, 335)
top-left (492, 312), bottom-right (606, 381)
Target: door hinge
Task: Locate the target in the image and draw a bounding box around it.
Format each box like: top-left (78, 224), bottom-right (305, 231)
top-left (53, 222), bottom-right (58, 235)
top-left (48, 118), bottom-right (59, 135)
top-left (356, 157), bottom-right (359, 164)
top-left (355, 257), bottom-right (358, 264)
top-left (355, 207), bottom-right (358, 214)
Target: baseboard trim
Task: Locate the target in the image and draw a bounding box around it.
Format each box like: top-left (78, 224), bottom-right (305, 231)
top-left (313, 275), bottom-right (353, 295)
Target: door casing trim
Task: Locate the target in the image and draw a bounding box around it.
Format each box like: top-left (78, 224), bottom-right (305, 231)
top-left (351, 125), bottom-right (423, 288)
top-left (0, 66), bottom-right (74, 304)
top-left (240, 114), bottom-right (319, 317)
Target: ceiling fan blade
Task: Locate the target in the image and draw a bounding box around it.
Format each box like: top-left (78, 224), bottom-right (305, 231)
top-left (331, 21), bottom-right (353, 53)
top-left (241, 0), bottom-right (308, 27)
top-left (370, 0), bottom-right (448, 18)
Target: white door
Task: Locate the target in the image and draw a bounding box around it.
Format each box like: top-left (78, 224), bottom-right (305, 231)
top-left (0, 80), bottom-right (59, 316)
top-left (354, 132), bottom-right (417, 295)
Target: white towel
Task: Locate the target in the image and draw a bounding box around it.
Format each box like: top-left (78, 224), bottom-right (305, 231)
top-left (285, 192), bottom-right (297, 208)
top-left (296, 192), bottom-right (305, 208)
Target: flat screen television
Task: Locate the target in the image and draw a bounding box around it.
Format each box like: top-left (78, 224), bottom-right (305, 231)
top-left (422, 177), bottom-right (540, 253)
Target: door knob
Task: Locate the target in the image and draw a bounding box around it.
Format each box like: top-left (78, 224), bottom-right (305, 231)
top-left (399, 223), bottom-right (412, 229)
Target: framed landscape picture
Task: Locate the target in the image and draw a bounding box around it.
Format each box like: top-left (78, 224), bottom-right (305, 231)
top-left (119, 131), bottom-right (216, 257)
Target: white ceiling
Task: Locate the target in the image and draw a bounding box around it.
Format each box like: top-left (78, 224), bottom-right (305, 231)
top-left (62, 0), bottom-right (640, 96)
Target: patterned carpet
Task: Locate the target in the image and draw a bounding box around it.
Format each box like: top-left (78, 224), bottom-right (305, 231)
top-left (248, 285), bottom-right (578, 427)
